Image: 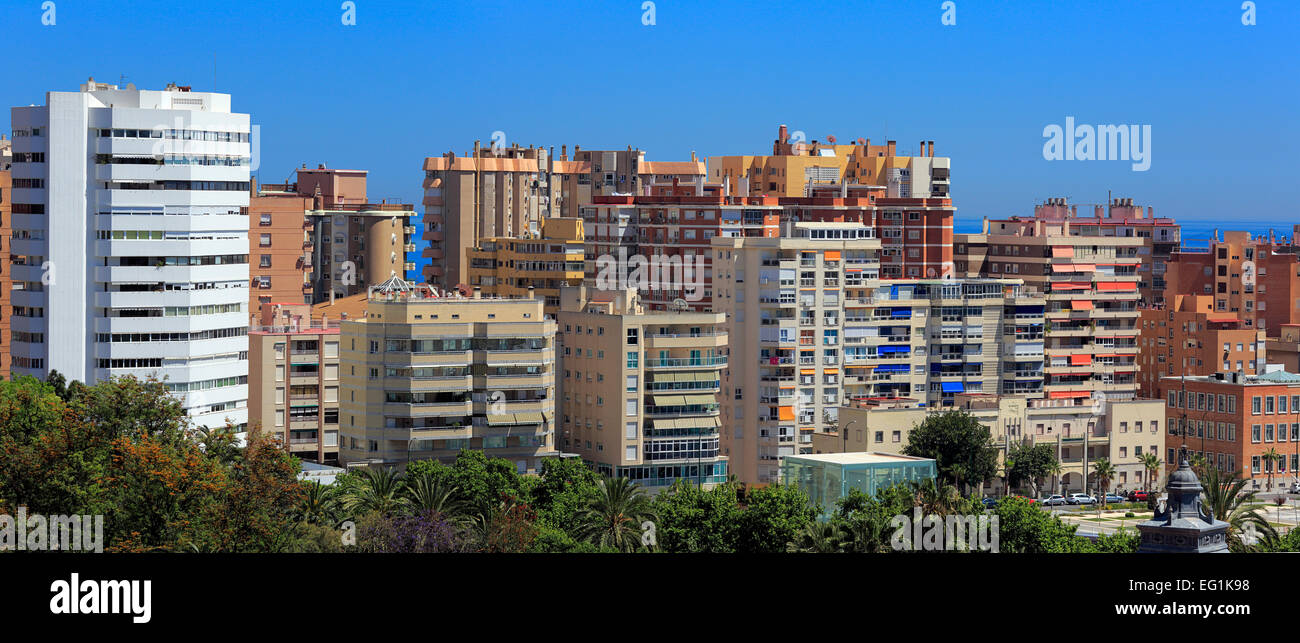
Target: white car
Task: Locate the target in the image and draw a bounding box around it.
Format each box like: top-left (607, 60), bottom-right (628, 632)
top-left (1042, 494), bottom-right (1068, 506)
top-left (1067, 493), bottom-right (1096, 505)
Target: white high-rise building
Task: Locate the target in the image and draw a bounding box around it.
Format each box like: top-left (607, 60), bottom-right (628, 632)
top-left (9, 79), bottom-right (251, 429)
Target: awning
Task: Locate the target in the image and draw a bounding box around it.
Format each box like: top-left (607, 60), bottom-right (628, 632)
top-left (1052, 282), bottom-right (1091, 291)
top-left (823, 250), bottom-right (841, 261)
top-left (1207, 316), bottom-right (1238, 323)
top-left (1071, 300), bottom-right (1094, 311)
top-left (778, 406), bottom-right (795, 421)
top-left (515, 411), bottom-right (544, 424)
top-left (800, 368), bottom-right (815, 375)
top-left (1052, 263), bottom-right (1096, 273)
top-left (682, 394), bottom-right (716, 405)
top-left (941, 382), bottom-right (965, 393)
top-left (878, 345), bottom-right (910, 354)
top-left (1049, 390), bottom-right (1094, 399)
top-left (1051, 246), bottom-right (1075, 258)
top-left (1097, 281), bottom-right (1137, 291)
top-left (1070, 354), bottom-right (1093, 366)
top-left (485, 414), bottom-right (517, 425)
top-left (654, 395), bottom-right (686, 406)
top-left (875, 364), bottom-right (910, 373)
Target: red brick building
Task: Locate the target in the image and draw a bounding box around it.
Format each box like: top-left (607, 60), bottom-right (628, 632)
top-left (1159, 369), bottom-right (1300, 491)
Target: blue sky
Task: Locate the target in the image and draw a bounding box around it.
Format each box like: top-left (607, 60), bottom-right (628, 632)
top-left (6, 0), bottom-right (1297, 231)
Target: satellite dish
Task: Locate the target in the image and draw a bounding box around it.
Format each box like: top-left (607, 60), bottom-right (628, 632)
top-left (670, 299), bottom-right (689, 311)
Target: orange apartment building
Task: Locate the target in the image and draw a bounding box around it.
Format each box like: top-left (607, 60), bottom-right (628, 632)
top-left (1163, 229), bottom-right (1300, 335)
top-left (1265, 324), bottom-right (1300, 372)
top-left (1159, 369), bottom-right (1300, 491)
top-left (249, 166), bottom-right (416, 310)
top-left (1138, 294), bottom-right (1264, 398)
top-left (421, 142), bottom-right (705, 291)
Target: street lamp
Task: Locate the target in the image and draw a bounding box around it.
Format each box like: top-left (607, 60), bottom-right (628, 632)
top-left (841, 419), bottom-right (860, 453)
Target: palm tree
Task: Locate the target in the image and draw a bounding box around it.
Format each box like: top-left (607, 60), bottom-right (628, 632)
top-left (787, 522), bottom-right (845, 553)
top-left (1188, 452), bottom-right (1208, 477)
top-left (1201, 465), bottom-right (1278, 551)
top-left (1046, 460), bottom-right (1063, 496)
top-left (908, 479), bottom-right (961, 517)
top-left (575, 476), bottom-right (656, 552)
top-left (300, 480), bottom-right (341, 526)
top-left (404, 472), bottom-right (463, 517)
top-left (1092, 458), bottom-right (1116, 509)
top-left (1138, 452), bottom-right (1163, 493)
top-left (342, 467), bottom-right (408, 516)
top-left (1262, 447), bottom-right (1284, 493)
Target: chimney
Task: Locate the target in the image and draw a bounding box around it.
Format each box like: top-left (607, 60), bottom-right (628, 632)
top-left (723, 175), bottom-right (731, 197)
top-left (473, 286), bottom-right (482, 299)
top-left (561, 144), bottom-right (567, 160)
top-left (690, 150), bottom-right (697, 162)
top-left (779, 124), bottom-right (789, 143)
top-left (928, 141), bottom-right (935, 157)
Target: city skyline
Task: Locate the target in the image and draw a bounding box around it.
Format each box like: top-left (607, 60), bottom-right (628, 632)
top-left (4, 0), bottom-right (1296, 229)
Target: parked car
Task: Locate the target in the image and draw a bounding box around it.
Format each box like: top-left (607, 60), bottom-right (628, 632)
top-left (981, 497), bottom-right (999, 510)
top-left (1042, 494), bottom-right (1068, 506)
top-left (1103, 493), bottom-right (1125, 504)
top-left (1067, 493), bottom-right (1096, 505)
top-left (1128, 490), bottom-right (1149, 502)
top-left (1011, 495), bottom-right (1037, 504)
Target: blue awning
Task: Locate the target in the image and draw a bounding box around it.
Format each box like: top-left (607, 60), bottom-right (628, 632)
top-left (891, 307), bottom-right (912, 317)
top-left (878, 346), bottom-right (910, 354)
top-left (875, 364), bottom-right (909, 373)
top-left (941, 382), bottom-right (965, 393)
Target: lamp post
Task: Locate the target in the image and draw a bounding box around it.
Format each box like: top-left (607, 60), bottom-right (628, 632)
top-left (841, 419), bottom-right (860, 453)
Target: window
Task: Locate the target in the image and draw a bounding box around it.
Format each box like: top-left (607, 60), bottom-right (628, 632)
top-left (260, 233), bottom-right (271, 246)
top-left (626, 328), bottom-right (639, 345)
top-left (625, 399), bottom-right (637, 416)
top-left (626, 351), bottom-right (638, 368)
top-left (1252, 424), bottom-right (1261, 442)
top-left (1252, 396), bottom-right (1262, 414)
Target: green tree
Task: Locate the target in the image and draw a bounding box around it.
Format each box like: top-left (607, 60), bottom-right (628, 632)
top-left (44, 370), bottom-right (68, 401)
top-left (404, 471), bottom-right (463, 517)
top-left (406, 450), bottom-right (525, 515)
top-left (651, 481), bottom-right (743, 553)
top-left (1004, 440), bottom-right (1058, 498)
top-left (1138, 452), bottom-right (1162, 493)
top-left (529, 456), bottom-right (601, 539)
top-left (902, 410), bottom-right (999, 493)
top-left (733, 483), bottom-right (818, 553)
top-left (992, 496), bottom-right (1094, 553)
top-left (575, 476), bottom-right (656, 552)
top-left (300, 480), bottom-right (342, 526)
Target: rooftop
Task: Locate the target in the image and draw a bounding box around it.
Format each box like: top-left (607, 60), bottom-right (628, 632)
top-left (784, 452), bottom-right (934, 466)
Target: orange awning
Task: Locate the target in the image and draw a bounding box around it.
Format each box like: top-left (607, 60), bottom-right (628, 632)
top-left (1070, 300), bottom-right (1094, 311)
top-left (1052, 263), bottom-right (1096, 273)
top-left (1097, 281), bottom-right (1137, 291)
top-left (1070, 354), bottom-right (1093, 366)
top-left (800, 369), bottom-right (815, 375)
top-left (1052, 282), bottom-right (1091, 291)
top-left (1051, 246), bottom-right (1075, 258)
top-left (778, 406), bottom-right (795, 421)
top-left (823, 250), bottom-right (842, 261)
top-left (1049, 391), bottom-right (1093, 399)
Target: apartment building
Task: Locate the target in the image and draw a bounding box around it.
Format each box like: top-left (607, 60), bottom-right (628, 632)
top-left (421, 144), bottom-right (547, 290)
top-left (1265, 324), bottom-right (1300, 372)
top-left (9, 79), bottom-right (250, 429)
top-left (248, 301), bottom-right (352, 465)
top-left (422, 142), bottom-right (705, 291)
top-left (339, 277), bottom-right (558, 472)
top-left (1163, 229), bottom-right (1300, 334)
top-left (250, 165), bottom-right (416, 308)
top-left (557, 286), bottom-right (728, 490)
top-left (1137, 294), bottom-right (1264, 397)
top-left (957, 197), bottom-right (1177, 302)
top-left (0, 160), bottom-right (10, 376)
top-left (815, 393), bottom-right (1166, 495)
top-left (466, 217), bottom-right (585, 314)
top-left (955, 200), bottom-right (1143, 405)
top-left (1159, 368), bottom-right (1300, 491)
top-left (711, 221), bottom-right (882, 483)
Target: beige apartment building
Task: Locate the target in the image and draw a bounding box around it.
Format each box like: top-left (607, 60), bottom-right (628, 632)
top-left (248, 301), bottom-right (350, 465)
top-left (466, 217), bottom-right (586, 314)
top-left (338, 277), bottom-right (558, 473)
top-left (557, 286), bottom-right (728, 490)
top-left (814, 393), bottom-right (1166, 495)
top-left (712, 221), bottom-right (882, 484)
top-left (956, 199), bottom-right (1143, 405)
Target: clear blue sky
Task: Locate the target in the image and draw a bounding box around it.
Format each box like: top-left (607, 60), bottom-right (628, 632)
top-left (6, 0), bottom-right (1297, 229)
